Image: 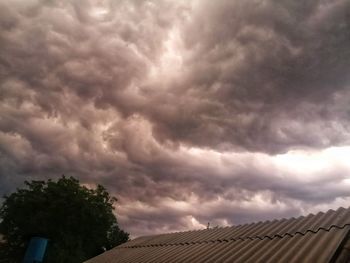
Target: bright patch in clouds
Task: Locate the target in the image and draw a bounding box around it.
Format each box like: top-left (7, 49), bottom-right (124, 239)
top-left (274, 147), bottom-right (350, 180)
top-left (149, 26), bottom-right (184, 82)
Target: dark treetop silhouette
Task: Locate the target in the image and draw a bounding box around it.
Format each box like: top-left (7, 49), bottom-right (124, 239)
top-left (0, 176), bottom-right (129, 263)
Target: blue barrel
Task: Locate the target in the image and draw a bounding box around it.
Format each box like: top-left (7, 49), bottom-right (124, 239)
top-left (23, 237), bottom-right (48, 263)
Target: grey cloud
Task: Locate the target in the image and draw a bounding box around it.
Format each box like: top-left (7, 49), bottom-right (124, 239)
top-left (1, 0), bottom-right (350, 237)
top-left (143, 0), bottom-right (350, 153)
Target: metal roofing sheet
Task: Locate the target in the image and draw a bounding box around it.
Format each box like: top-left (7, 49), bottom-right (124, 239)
top-left (85, 226), bottom-right (349, 263)
top-left (85, 206), bottom-right (350, 263)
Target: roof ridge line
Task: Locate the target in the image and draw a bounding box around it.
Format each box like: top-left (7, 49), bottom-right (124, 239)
top-left (119, 223), bottom-right (350, 249)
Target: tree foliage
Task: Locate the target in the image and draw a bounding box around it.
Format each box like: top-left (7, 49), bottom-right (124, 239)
top-left (0, 176), bottom-right (129, 262)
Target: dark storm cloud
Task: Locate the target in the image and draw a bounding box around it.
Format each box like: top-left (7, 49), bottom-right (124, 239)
top-left (1, 0), bottom-right (350, 237)
top-left (145, 0), bottom-right (350, 153)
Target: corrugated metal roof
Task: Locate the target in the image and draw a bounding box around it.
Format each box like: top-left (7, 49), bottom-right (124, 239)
top-left (85, 207), bottom-right (350, 263)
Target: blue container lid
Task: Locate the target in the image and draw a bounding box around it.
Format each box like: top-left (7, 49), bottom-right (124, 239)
top-left (23, 237), bottom-right (48, 263)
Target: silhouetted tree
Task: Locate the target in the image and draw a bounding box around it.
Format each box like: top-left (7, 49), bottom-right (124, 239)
top-left (0, 176), bottom-right (129, 262)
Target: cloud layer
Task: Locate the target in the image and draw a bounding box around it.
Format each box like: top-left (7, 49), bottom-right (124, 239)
top-left (1, 0), bottom-right (350, 237)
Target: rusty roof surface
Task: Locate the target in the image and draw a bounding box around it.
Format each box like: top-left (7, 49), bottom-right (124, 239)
top-left (85, 207), bottom-right (350, 263)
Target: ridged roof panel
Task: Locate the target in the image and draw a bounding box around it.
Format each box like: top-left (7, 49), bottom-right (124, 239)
top-left (86, 226), bottom-right (350, 263)
top-left (120, 207), bottom-right (350, 247)
top-left (85, 207), bottom-right (350, 263)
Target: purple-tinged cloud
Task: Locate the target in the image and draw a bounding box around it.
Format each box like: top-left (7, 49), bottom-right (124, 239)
top-left (1, 0), bottom-right (350, 237)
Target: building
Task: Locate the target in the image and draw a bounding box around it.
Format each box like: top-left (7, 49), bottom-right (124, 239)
top-left (85, 207), bottom-right (350, 262)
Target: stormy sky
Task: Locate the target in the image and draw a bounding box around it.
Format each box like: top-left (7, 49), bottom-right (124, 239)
top-left (1, 0), bottom-right (350, 237)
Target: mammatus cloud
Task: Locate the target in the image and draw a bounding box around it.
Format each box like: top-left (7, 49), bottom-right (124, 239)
top-left (0, 0), bottom-right (350, 237)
